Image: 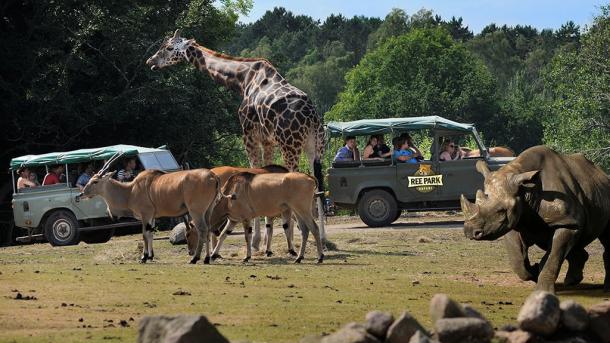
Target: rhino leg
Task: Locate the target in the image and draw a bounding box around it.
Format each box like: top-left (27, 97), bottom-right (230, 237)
top-left (536, 228), bottom-right (579, 293)
top-left (504, 230), bottom-right (538, 282)
top-left (564, 247), bottom-right (588, 286)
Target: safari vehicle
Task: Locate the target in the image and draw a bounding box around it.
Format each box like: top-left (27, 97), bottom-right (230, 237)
top-left (8, 144), bottom-right (180, 246)
top-left (325, 116), bottom-right (514, 227)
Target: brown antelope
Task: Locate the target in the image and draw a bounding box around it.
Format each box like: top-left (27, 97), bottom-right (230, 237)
top-left (203, 164), bottom-right (296, 259)
top-left (187, 172), bottom-right (324, 263)
top-left (461, 146), bottom-right (515, 158)
top-left (80, 157), bottom-right (220, 264)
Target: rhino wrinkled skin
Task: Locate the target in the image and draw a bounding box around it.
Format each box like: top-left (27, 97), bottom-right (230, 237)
top-left (460, 145), bottom-right (610, 293)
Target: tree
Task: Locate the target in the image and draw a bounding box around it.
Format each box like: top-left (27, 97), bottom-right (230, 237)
top-left (543, 6), bottom-right (610, 170)
top-left (328, 28), bottom-right (498, 138)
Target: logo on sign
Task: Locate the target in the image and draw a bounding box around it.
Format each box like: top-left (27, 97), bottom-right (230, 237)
top-left (407, 164), bottom-right (443, 193)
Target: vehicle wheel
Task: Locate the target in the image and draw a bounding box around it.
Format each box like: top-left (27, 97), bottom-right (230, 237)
top-left (392, 209), bottom-right (402, 223)
top-left (357, 189), bottom-right (398, 227)
top-left (81, 229), bottom-right (115, 244)
top-left (44, 210), bottom-right (80, 246)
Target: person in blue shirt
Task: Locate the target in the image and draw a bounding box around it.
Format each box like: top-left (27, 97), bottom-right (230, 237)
top-left (76, 164), bottom-right (95, 190)
top-left (334, 136), bottom-right (360, 162)
top-left (392, 137), bottom-right (420, 163)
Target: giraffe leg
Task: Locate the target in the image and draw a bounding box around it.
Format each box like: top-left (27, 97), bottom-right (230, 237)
top-left (243, 127), bottom-right (264, 251)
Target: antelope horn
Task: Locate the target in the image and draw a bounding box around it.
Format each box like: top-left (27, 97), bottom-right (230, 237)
top-left (460, 194), bottom-right (479, 221)
top-left (98, 151), bottom-right (125, 175)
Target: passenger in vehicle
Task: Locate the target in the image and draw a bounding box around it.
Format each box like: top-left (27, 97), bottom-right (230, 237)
top-left (28, 171), bottom-right (40, 186)
top-left (400, 132), bottom-right (424, 161)
top-left (16, 167), bottom-right (38, 189)
top-left (334, 136), bottom-right (360, 162)
top-left (362, 136), bottom-right (383, 160)
top-left (118, 158), bottom-right (138, 182)
top-left (373, 135), bottom-right (391, 158)
top-left (439, 139), bottom-right (462, 161)
top-left (392, 137), bottom-right (419, 163)
top-left (42, 165), bottom-right (65, 185)
top-left (76, 164), bottom-right (95, 190)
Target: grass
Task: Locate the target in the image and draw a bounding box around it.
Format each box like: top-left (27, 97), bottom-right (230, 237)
top-left (0, 216), bottom-right (608, 343)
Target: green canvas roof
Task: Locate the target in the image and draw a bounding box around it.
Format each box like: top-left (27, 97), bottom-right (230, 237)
top-left (325, 116), bottom-right (476, 137)
top-left (10, 144), bottom-right (167, 169)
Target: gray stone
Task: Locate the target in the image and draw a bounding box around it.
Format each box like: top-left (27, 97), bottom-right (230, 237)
top-left (434, 317), bottom-right (494, 343)
top-left (138, 315), bottom-right (229, 343)
top-left (409, 330), bottom-right (437, 343)
top-left (365, 310), bottom-right (394, 339)
top-left (386, 311), bottom-right (429, 343)
top-left (494, 330), bottom-right (535, 343)
top-left (517, 291), bottom-right (560, 336)
top-left (588, 301), bottom-right (610, 343)
top-left (430, 294), bottom-right (466, 323)
top-left (463, 305), bottom-right (488, 322)
top-left (169, 222), bottom-right (187, 245)
top-left (321, 322), bottom-right (381, 343)
top-left (560, 300), bottom-right (589, 332)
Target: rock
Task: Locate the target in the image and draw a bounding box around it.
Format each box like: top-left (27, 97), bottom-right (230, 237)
top-left (463, 305), bottom-right (488, 322)
top-left (494, 330), bottom-right (535, 343)
top-left (137, 315), bottom-right (229, 343)
top-left (588, 301), bottom-right (610, 343)
top-left (365, 311), bottom-right (394, 339)
top-left (409, 330), bottom-right (437, 343)
top-left (430, 294), bottom-right (466, 323)
top-left (434, 317), bottom-right (494, 343)
top-left (517, 291), bottom-right (560, 336)
top-left (169, 223), bottom-right (187, 245)
top-left (321, 322), bottom-right (381, 343)
top-left (560, 300), bottom-right (588, 332)
top-left (386, 311), bottom-right (429, 343)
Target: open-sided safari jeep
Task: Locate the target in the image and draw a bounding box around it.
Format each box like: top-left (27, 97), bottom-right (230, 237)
top-left (9, 144), bottom-right (180, 246)
top-left (325, 116), bottom-right (515, 227)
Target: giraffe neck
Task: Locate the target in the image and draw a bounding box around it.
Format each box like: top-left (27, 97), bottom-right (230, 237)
top-left (185, 42), bottom-right (265, 95)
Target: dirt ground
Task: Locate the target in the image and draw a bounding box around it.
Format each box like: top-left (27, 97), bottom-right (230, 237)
top-left (0, 213), bottom-right (608, 342)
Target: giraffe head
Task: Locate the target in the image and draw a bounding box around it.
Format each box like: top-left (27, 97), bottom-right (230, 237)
top-left (146, 29), bottom-right (193, 71)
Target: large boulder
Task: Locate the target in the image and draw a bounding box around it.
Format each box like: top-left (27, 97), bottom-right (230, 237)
top-left (321, 322), bottom-right (381, 343)
top-left (434, 317), bottom-right (494, 343)
top-left (494, 330), bottom-right (535, 343)
top-left (386, 312), bottom-right (429, 343)
top-left (169, 223), bottom-right (187, 245)
top-left (365, 311), bottom-right (394, 339)
top-left (409, 330), bottom-right (438, 343)
top-left (517, 291), bottom-right (560, 336)
top-left (430, 294), bottom-right (466, 323)
top-left (559, 300), bottom-right (588, 332)
top-left (138, 315), bottom-right (229, 343)
top-left (588, 301), bottom-right (610, 343)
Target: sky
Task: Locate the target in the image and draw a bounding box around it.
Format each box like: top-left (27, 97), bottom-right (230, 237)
top-left (240, 0), bottom-right (606, 33)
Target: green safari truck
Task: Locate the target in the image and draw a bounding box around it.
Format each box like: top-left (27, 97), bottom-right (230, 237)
top-left (325, 116), bottom-right (515, 227)
top-left (9, 144), bottom-right (180, 246)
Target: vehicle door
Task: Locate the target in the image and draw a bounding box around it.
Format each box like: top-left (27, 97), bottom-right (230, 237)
top-left (395, 160), bottom-right (443, 203)
top-left (71, 188), bottom-right (109, 220)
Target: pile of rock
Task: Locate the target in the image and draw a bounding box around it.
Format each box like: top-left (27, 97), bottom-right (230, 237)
top-left (136, 292), bottom-right (610, 343)
top-left (301, 292), bottom-right (610, 343)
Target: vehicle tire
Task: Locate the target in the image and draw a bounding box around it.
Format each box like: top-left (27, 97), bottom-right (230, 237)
top-left (44, 210), bottom-right (80, 246)
top-left (81, 229), bottom-right (115, 244)
top-left (392, 209), bottom-right (402, 223)
top-left (357, 189), bottom-right (398, 227)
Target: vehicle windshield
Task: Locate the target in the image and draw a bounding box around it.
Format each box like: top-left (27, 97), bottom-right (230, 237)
top-left (138, 151), bottom-right (179, 171)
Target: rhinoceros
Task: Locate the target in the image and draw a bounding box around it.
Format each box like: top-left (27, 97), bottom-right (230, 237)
top-left (460, 145), bottom-right (610, 293)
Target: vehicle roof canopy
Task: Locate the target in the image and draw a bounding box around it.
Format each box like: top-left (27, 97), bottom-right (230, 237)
top-left (10, 144), bottom-right (167, 169)
top-left (325, 116), bottom-right (476, 138)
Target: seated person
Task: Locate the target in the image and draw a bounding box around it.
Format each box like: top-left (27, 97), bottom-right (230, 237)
top-left (42, 165), bottom-right (65, 185)
top-left (362, 135), bottom-right (383, 160)
top-left (16, 167), bottom-right (38, 189)
top-left (118, 158), bottom-right (138, 182)
top-left (334, 136), bottom-right (360, 162)
top-left (373, 135), bottom-right (391, 158)
top-left (28, 172), bottom-right (40, 186)
top-left (76, 164), bottom-right (95, 190)
top-left (439, 139), bottom-right (462, 161)
top-left (392, 137), bottom-right (419, 163)
top-left (400, 132), bottom-right (424, 161)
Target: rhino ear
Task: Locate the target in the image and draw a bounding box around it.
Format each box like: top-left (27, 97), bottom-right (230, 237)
top-left (511, 170), bottom-right (539, 189)
top-left (475, 189), bottom-right (486, 204)
top-left (475, 160), bottom-right (491, 179)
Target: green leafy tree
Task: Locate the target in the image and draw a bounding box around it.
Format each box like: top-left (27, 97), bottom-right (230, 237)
top-left (327, 28), bottom-right (498, 138)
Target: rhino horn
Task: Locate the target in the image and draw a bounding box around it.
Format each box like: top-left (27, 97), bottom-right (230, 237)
top-left (173, 29), bottom-right (181, 38)
top-left (460, 194), bottom-right (479, 221)
top-left (475, 160), bottom-right (491, 179)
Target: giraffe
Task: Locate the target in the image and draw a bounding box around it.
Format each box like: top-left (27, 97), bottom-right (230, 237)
top-left (146, 30), bottom-right (326, 249)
